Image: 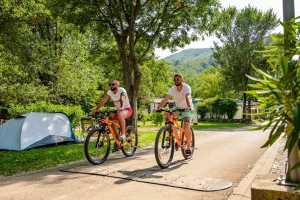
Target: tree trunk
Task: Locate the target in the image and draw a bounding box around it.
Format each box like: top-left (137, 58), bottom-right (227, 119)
top-left (247, 98), bottom-right (251, 120)
top-left (120, 55), bottom-right (141, 128)
top-left (243, 93), bottom-right (247, 118)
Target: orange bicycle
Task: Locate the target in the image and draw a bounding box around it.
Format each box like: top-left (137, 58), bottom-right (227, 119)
top-left (155, 107), bottom-right (195, 169)
top-left (84, 110), bottom-right (138, 165)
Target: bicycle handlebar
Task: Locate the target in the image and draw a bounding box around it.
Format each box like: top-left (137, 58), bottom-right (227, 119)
top-left (156, 108), bottom-right (186, 113)
top-left (92, 110), bottom-right (117, 118)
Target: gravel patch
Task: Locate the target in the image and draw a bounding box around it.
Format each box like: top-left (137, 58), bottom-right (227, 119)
top-left (270, 137), bottom-right (288, 177)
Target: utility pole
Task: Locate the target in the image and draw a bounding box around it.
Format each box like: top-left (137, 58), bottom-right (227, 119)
top-left (282, 0), bottom-right (299, 184)
top-left (283, 0), bottom-right (295, 22)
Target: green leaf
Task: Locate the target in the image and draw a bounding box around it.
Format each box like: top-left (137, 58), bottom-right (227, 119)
top-left (290, 161), bottom-right (300, 171)
top-left (288, 132), bottom-right (300, 156)
top-left (255, 68), bottom-right (279, 82)
top-left (293, 183), bottom-right (300, 191)
top-left (294, 103), bottom-right (300, 137)
top-left (261, 122), bottom-right (285, 148)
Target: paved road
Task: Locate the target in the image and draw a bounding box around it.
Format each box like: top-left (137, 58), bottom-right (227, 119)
top-left (0, 126), bottom-right (271, 200)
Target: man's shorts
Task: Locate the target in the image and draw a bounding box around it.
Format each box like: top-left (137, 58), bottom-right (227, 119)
top-left (112, 107), bottom-right (132, 120)
top-left (175, 107), bottom-right (194, 119)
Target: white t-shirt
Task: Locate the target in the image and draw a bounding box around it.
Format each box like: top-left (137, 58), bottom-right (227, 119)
top-left (106, 87), bottom-right (130, 109)
top-left (167, 83), bottom-right (193, 109)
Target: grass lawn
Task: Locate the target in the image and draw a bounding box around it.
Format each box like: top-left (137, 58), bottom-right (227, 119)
top-left (0, 121), bottom-right (250, 178)
top-left (138, 121), bottom-right (249, 130)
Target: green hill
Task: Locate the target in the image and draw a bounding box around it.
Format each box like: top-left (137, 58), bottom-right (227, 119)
top-left (165, 48), bottom-right (213, 62)
top-left (164, 48), bottom-right (216, 78)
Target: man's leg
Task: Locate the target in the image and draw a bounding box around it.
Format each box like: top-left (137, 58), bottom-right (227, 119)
top-left (112, 121), bottom-right (120, 137)
top-left (183, 117), bottom-right (192, 150)
top-left (118, 110), bottom-right (127, 139)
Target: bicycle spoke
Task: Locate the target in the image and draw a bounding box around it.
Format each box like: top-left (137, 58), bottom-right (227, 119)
top-left (181, 127), bottom-right (195, 159)
top-left (121, 126), bottom-right (138, 157)
top-left (155, 126), bottom-right (174, 169)
top-left (84, 129), bottom-right (110, 165)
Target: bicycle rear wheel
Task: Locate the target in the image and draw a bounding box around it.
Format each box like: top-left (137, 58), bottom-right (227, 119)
top-left (84, 128), bottom-right (110, 165)
top-left (181, 127), bottom-right (195, 159)
top-left (154, 125), bottom-right (174, 169)
top-left (121, 126), bottom-right (138, 157)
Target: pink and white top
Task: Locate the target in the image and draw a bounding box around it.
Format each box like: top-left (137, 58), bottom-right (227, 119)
top-left (106, 87), bottom-right (130, 109)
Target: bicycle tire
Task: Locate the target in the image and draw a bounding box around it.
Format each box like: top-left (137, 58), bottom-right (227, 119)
top-left (121, 126), bottom-right (138, 157)
top-left (181, 127), bottom-right (195, 159)
top-left (87, 125), bottom-right (97, 131)
top-left (84, 128), bottom-right (110, 165)
top-left (154, 125), bottom-right (174, 169)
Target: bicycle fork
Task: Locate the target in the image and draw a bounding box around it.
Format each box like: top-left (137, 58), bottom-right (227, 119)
top-left (161, 127), bottom-right (172, 149)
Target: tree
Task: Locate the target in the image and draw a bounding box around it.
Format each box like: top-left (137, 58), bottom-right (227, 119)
top-left (51, 0), bottom-right (221, 126)
top-left (139, 58), bottom-right (173, 108)
top-left (0, 1), bottom-right (104, 111)
top-left (212, 5), bottom-right (278, 118)
top-left (194, 66), bottom-right (224, 99)
top-left (0, 0), bottom-right (51, 107)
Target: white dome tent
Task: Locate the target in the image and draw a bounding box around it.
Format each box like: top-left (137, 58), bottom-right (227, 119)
top-left (0, 112), bottom-right (77, 151)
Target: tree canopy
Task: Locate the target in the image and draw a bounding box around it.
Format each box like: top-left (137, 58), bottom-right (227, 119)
top-left (212, 5), bottom-right (279, 117)
top-left (49, 0), bottom-right (221, 125)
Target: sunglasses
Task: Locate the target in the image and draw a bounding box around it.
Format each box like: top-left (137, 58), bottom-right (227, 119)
top-left (174, 78), bottom-right (181, 81)
top-left (109, 83), bottom-right (115, 86)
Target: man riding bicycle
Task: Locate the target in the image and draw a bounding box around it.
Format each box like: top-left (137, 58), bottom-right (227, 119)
top-left (153, 73), bottom-right (194, 156)
top-left (93, 79), bottom-right (132, 141)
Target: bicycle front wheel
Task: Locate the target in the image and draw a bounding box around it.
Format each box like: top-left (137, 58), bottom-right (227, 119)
top-left (84, 128), bottom-right (110, 165)
top-left (121, 126), bottom-right (138, 157)
top-left (181, 127), bottom-right (195, 159)
top-left (154, 125), bottom-right (174, 169)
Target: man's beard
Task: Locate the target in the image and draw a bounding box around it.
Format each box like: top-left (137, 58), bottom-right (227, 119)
top-left (175, 83), bottom-right (182, 86)
top-left (111, 88), bottom-right (117, 91)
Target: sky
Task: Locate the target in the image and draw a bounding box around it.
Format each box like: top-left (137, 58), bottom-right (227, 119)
top-left (155, 0), bottom-right (300, 58)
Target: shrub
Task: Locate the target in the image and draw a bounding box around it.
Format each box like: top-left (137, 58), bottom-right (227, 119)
top-left (152, 112), bottom-right (165, 126)
top-left (223, 99), bottom-right (238, 119)
top-left (7, 101), bottom-right (84, 128)
top-left (139, 109), bottom-right (150, 125)
top-left (211, 98), bottom-right (238, 119)
top-left (196, 102), bottom-right (209, 119)
top-left (211, 98), bottom-right (226, 119)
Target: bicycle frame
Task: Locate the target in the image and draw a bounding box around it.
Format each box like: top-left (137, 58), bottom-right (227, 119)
top-left (154, 107), bottom-right (194, 168)
top-left (96, 112), bottom-right (123, 147)
top-left (85, 110), bottom-right (138, 165)
top-left (105, 116), bottom-right (122, 147)
top-left (165, 110), bottom-right (186, 149)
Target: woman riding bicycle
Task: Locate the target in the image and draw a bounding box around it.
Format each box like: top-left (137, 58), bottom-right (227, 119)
top-left (153, 74), bottom-right (194, 156)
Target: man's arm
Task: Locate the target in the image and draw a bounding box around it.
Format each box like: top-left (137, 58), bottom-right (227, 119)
top-left (93, 95), bottom-right (110, 114)
top-left (117, 92), bottom-right (126, 113)
top-left (185, 93), bottom-right (192, 107)
top-left (155, 94), bottom-right (171, 111)
top-left (185, 93), bottom-right (193, 111)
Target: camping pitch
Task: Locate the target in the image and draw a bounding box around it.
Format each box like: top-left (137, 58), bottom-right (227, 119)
top-left (0, 112), bottom-right (77, 151)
